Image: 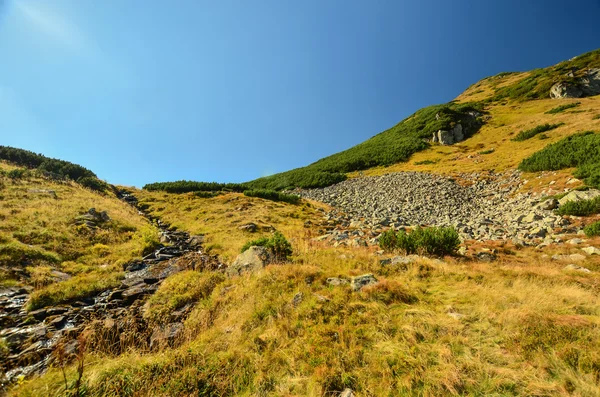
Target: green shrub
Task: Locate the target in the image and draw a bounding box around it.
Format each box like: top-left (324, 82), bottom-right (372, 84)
top-left (78, 176), bottom-right (109, 192)
top-left (143, 181), bottom-right (247, 193)
top-left (519, 132), bottom-right (600, 189)
top-left (414, 159), bottom-right (440, 165)
top-left (556, 197), bottom-right (600, 216)
top-left (0, 145), bottom-right (96, 180)
top-left (478, 149), bottom-right (495, 155)
top-left (379, 226), bottom-right (460, 256)
top-left (243, 189), bottom-right (300, 204)
top-left (512, 123), bottom-right (564, 141)
top-left (7, 168), bottom-right (27, 179)
top-left (545, 102), bottom-right (581, 115)
top-left (583, 221), bottom-right (600, 237)
top-left (593, 114), bottom-right (600, 120)
top-left (241, 231), bottom-right (293, 261)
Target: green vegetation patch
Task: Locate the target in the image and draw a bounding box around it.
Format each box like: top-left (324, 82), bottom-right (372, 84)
top-left (0, 146), bottom-right (96, 181)
top-left (556, 197), bottom-right (600, 216)
top-left (519, 132), bottom-right (600, 188)
top-left (28, 272), bottom-right (123, 310)
top-left (0, 242), bottom-right (61, 266)
top-left (545, 102), bottom-right (581, 115)
top-left (143, 180), bottom-right (247, 194)
top-left (512, 123), bottom-right (564, 141)
top-left (246, 102), bottom-right (485, 190)
top-left (241, 231), bottom-right (293, 261)
top-left (243, 189), bottom-right (300, 204)
top-left (584, 221), bottom-right (600, 237)
top-left (144, 271), bottom-right (225, 324)
top-left (379, 226), bottom-right (460, 256)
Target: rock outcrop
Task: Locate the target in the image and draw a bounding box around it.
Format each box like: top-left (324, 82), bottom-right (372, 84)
top-left (550, 68), bottom-right (600, 98)
top-left (432, 124), bottom-right (464, 145)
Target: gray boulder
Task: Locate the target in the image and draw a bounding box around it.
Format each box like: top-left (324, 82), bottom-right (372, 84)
top-left (351, 274), bottom-right (377, 292)
top-left (227, 246), bottom-right (274, 276)
top-left (550, 68), bottom-right (600, 98)
top-left (558, 189), bottom-right (600, 206)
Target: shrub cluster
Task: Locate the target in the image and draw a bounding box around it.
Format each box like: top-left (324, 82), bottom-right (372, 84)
top-left (583, 221), bottom-right (600, 237)
top-left (545, 102), bottom-right (581, 115)
top-left (512, 123), bottom-right (564, 141)
top-left (556, 197), bottom-right (600, 216)
top-left (243, 189), bottom-right (300, 204)
top-left (241, 231), bottom-right (293, 261)
top-left (379, 226), bottom-right (460, 256)
top-left (143, 180), bottom-right (247, 193)
top-left (518, 132), bottom-right (600, 188)
top-left (0, 146), bottom-right (96, 181)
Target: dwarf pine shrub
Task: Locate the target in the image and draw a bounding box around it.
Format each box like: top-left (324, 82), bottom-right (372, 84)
top-left (379, 226), bottom-right (460, 256)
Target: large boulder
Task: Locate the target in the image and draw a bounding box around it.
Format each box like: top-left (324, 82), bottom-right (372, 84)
top-left (227, 246), bottom-right (274, 276)
top-left (558, 189), bottom-right (600, 206)
top-left (434, 123), bottom-right (465, 145)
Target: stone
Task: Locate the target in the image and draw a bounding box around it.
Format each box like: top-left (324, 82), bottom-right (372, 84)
top-left (227, 246), bottom-right (274, 276)
top-left (447, 312), bottom-right (465, 320)
top-left (522, 213), bottom-right (542, 223)
top-left (239, 223), bottom-right (258, 233)
top-left (582, 246), bottom-right (600, 255)
top-left (475, 252), bottom-right (496, 262)
top-left (187, 235), bottom-right (205, 247)
top-left (437, 130), bottom-right (455, 145)
top-left (150, 323), bottom-right (184, 350)
top-left (292, 292), bottom-right (303, 307)
top-left (339, 389), bottom-right (356, 397)
top-left (563, 264), bottom-right (591, 273)
top-left (550, 82), bottom-right (583, 99)
top-left (568, 238), bottom-right (584, 245)
top-left (558, 189), bottom-right (600, 206)
top-left (327, 277), bottom-right (349, 286)
top-left (537, 198), bottom-right (558, 211)
top-left (351, 274), bottom-right (377, 292)
top-left (121, 286), bottom-right (147, 304)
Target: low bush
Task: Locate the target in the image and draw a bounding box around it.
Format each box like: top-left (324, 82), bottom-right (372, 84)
top-left (243, 189), bottom-right (300, 204)
top-left (7, 168), bottom-right (27, 179)
top-left (241, 231), bottom-right (293, 261)
top-left (556, 197), bottom-right (600, 216)
top-left (512, 123), bottom-right (564, 141)
top-left (583, 221), bottom-right (600, 236)
top-left (143, 180), bottom-right (247, 193)
top-left (78, 176), bottom-right (109, 192)
top-left (379, 226), bottom-right (460, 256)
top-left (519, 132), bottom-right (600, 188)
top-left (545, 102), bottom-right (581, 115)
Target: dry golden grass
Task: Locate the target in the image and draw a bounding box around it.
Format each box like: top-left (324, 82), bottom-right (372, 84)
top-left (0, 162), bottom-right (158, 308)
top-left (11, 236), bottom-right (600, 396)
top-left (133, 190), bottom-right (327, 262)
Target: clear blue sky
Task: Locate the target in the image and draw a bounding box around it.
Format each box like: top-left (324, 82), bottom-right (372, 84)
top-left (1, 0), bottom-right (599, 186)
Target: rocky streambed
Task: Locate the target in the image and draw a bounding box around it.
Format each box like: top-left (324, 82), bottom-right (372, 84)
top-left (297, 171), bottom-right (586, 245)
top-left (0, 191), bottom-right (224, 390)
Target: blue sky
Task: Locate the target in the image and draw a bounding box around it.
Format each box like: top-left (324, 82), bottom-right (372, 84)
top-left (1, 0), bottom-right (599, 186)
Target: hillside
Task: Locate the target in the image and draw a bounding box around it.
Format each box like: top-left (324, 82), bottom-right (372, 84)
top-left (3, 49), bottom-right (600, 396)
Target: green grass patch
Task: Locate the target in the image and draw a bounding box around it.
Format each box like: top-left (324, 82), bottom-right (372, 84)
top-left (512, 123), bottom-right (564, 141)
top-left (0, 242), bottom-right (60, 266)
top-left (545, 102), bottom-right (581, 115)
top-left (243, 189), bottom-right (300, 204)
top-left (519, 132), bottom-right (600, 188)
top-left (414, 159), bottom-right (440, 165)
top-left (478, 149), bottom-right (495, 155)
top-left (28, 272), bottom-right (123, 310)
top-left (584, 221), bottom-right (600, 237)
top-left (379, 226), bottom-right (460, 256)
top-left (144, 271), bottom-right (225, 324)
top-left (241, 231), bottom-right (293, 261)
top-left (556, 197), bottom-right (600, 216)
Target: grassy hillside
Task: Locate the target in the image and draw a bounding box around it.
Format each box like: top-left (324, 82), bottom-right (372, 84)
top-left (0, 162), bottom-right (158, 308)
top-left (12, 220), bottom-right (600, 396)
